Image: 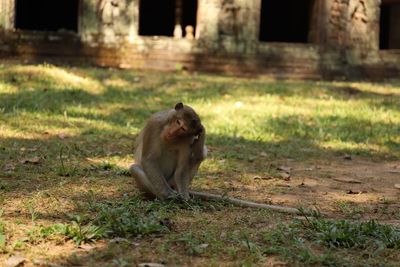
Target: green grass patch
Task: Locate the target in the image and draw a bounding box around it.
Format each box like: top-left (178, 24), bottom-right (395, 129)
top-left (27, 196), bottom-right (227, 247)
top-left (264, 217), bottom-right (400, 266)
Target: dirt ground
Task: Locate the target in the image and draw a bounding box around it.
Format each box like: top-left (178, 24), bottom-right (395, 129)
top-left (225, 157), bottom-right (400, 222)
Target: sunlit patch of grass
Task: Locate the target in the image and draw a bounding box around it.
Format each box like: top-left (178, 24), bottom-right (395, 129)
top-left (0, 64), bottom-right (104, 94)
top-left (199, 91), bottom-right (399, 158)
top-left (334, 81), bottom-right (400, 96)
top-left (321, 140), bottom-right (389, 156)
top-left (103, 78), bottom-right (133, 88)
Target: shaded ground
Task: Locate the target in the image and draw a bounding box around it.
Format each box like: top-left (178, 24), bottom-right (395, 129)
top-left (222, 158), bottom-right (400, 219)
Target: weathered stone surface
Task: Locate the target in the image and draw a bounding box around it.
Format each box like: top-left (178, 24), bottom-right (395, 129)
top-left (0, 0), bottom-right (399, 80)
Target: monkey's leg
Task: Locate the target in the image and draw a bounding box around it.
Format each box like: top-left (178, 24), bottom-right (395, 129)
top-left (174, 161), bottom-right (201, 200)
top-left (174, 144), bottom-right (205, 200)
top-left (172, 173), bottom-right (190, 200)
top-left (129, 164), bottom-right (157, 199)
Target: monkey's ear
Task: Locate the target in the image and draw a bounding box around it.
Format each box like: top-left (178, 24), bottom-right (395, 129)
top-left (175, 102), bottom-right (184, 110)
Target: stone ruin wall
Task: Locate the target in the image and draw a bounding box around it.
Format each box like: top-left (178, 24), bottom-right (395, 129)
top-left (0, 0), bottom-right (399, 80)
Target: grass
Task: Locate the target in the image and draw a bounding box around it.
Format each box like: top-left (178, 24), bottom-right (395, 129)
top-left (0, 63), bottom-right (399, 266)
top-left (263, 216), bottom-right (400, 266)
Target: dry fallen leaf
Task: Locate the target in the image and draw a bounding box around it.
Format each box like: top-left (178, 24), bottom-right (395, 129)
top-left (347, 189), bottom-right (365, 194)
top-left (259, 152), bottom-right (268, 157)
top-left (20, 147), bottom-right (37, 152)
top-left (276, 184), bottom-right (291, 188)
top-left (20, 156), bottom-right (41, 164)
top-left (5, 255), bottom-right (26, 267)
top-left (277, 166), bottom-right (292, 173)
top-left (3, 163), bottom-right (15, 171)
top-left (333, 177), bottom-right (362, 184)
top-left (248, 156), bottom-right (257, 162)
top-left (78, 244), bottom-right (95, 251)
top-left (279, 172), bottom-right (291, 181)
top-left (253, 175), bottom-right (272, 180)
top-left (58, 133), bottom-right (68, 139)
top-left (388, 170), bottom-right (400, 174)
top-left (197, 243), bottom-right (209, 249)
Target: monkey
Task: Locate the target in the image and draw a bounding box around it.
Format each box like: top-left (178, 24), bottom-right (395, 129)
top-left (130, 103), bottom-right (325, 217)
top-left (130, 102), bottom-right (206, 201)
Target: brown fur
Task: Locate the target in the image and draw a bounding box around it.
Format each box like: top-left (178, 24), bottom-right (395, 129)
top-left (130, 103), bottom-right (206, 200)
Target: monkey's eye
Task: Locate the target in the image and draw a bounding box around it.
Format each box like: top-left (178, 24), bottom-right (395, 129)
top-left (176, 119), bottom-right (182, 126)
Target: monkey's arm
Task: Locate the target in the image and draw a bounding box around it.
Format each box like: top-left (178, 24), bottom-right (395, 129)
top-left (191, 125), bottom-right (206, 163)
top-left (141, 159), bottom-right (176, 200)
top-left (139, 126), bottom-right (176, 200)
top-left (189, 191), bottom-right (326, 216)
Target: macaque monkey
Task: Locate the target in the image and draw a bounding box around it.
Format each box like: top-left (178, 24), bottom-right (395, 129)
top-left (130, 103), bottom-right (324, 217)
top-left (130, 102), bottom-right (206, 200)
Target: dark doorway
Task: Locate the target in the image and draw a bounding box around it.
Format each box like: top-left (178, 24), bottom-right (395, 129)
top-left (379, 2), bottom-right (400, 49)
top-left (139, 0), bottom-right (176, 36)
top-left (139, 0), bottom-right (198, 37)
top-left (259, 0), bottom-right (314, 43)
top-left (15, 0), bottom-right (79, 32)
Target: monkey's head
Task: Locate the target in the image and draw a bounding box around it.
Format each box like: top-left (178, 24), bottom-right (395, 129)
top-left (164, 102), bottom-right (204, 142)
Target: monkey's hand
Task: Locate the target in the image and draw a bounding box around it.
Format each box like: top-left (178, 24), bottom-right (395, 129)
top-left (191, 126), bottom-right (206, 163)
top-left (166, 192), bottom-right (190, 202)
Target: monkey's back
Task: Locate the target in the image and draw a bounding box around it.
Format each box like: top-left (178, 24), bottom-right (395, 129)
top-left (134, 109), bottom-right (174, 165)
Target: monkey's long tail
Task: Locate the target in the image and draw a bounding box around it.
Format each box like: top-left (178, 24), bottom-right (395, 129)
top-left (190, 191), bottom-right (324, 216)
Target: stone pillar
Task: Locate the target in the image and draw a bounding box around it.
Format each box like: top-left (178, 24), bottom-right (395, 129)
top-left (325, 0), bottom-right (350, 48)
top-left (196, 0), bottom-right (258, 53)
top-left (232, 0), bottom-right (258, 53)
top-left (0, 0), bottom-right (15, 31)
top-left (319, 0), bottom-right (381, 78)
top-left (347, 0), bottom-right (379, 51)
top-left (196, 0), bottom-right (220, 51)
top-left (80, 0), bottom-right (102, 43)
top-left (174, 0), bottom-right (183, 38)
top-left (318, 0), bottom-right (349, 78)
top-left (81, 0), bottom-right (137, 45)
top-left (345, 0), bottom-right (381, 67)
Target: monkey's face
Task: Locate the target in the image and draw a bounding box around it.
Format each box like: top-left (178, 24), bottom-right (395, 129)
top-left (164, 103), bottom-right (203, 142)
